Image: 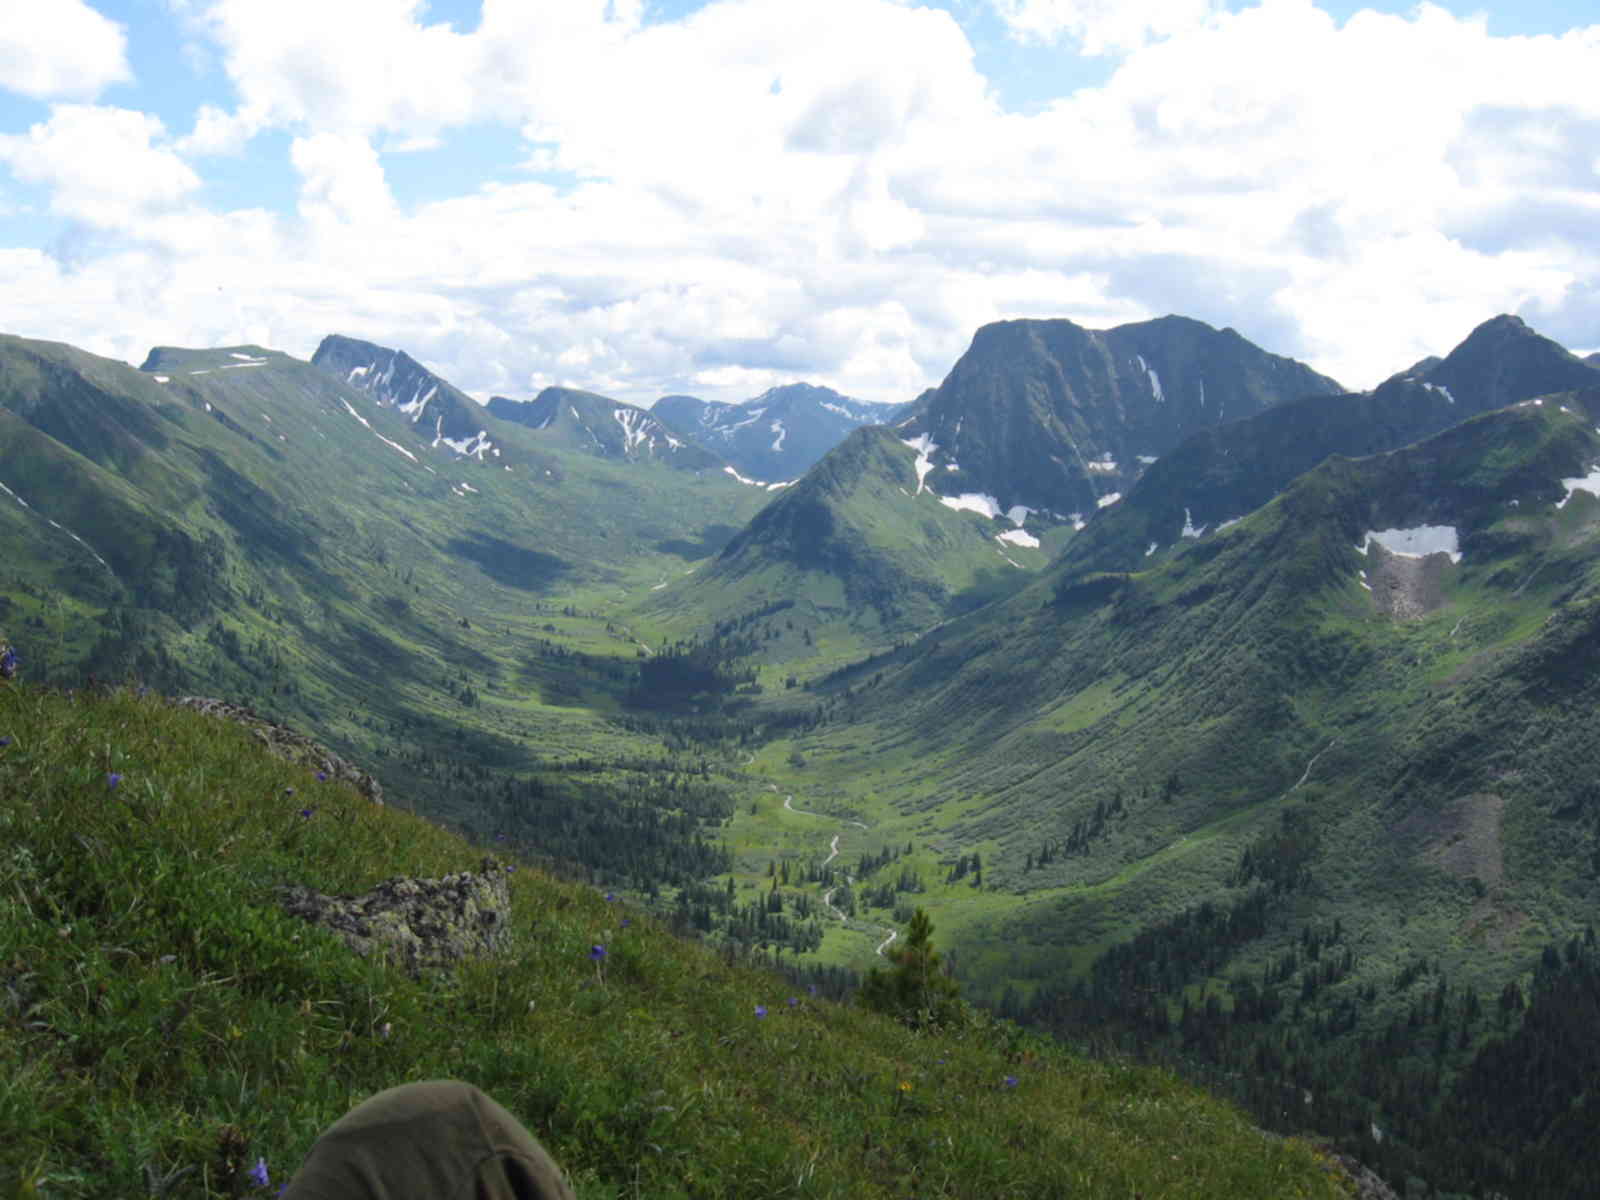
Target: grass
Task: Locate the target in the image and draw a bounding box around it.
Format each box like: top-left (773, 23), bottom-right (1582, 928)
top-left (0, 680), bottom-right (1351, 1199)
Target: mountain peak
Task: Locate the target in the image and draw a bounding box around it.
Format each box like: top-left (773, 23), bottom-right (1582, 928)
top-left (653, 384), bottom-right (912, 481)
top-left (309, 334), bottom-right (497, 460)
top-left (904, 313), bottom-right (1343, 518)
top-left (490, 387), bottom-right (722, 469)
top-left (1425, 313), bottom-right (1598, 411)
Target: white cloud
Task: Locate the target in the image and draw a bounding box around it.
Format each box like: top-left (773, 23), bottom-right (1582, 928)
top-left (290, 132), bottom-right (399, 227)
top-left (0, 0), bottom-right (131, 100)
top-left (184, 0), bottom-right (483, 144)
top-left (4, 0), bottom-right (1600, 407)
top-left (0, 105), bottom-right (200, 226)
top-left (993, 0), bottom-right (1220, 54)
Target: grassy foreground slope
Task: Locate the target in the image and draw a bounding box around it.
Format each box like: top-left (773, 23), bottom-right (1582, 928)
top-left (0, 682), bottom-right (1348, 1200)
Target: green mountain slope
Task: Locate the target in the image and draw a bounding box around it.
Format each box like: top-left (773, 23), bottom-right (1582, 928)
top-left (637, 425), bottom-right (1057, 665)
top-left (745, 393), bottom-right (1600, 1191)
top-left (0, 332), bottom-right (771, 822)
top-left (0, 681), bottom-right (1350, 1200)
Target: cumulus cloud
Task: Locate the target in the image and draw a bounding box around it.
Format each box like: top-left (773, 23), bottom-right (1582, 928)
top-left (0, 105), bottom-right (200, 227)
top-left (0, 0), bottom-right (131, 100)
top-left (3, 0), bottom-right (1599, 405)
top-left (992, 0), bottom-right (1221, 54)
top-left (290, 132), bottom-right (399, 227)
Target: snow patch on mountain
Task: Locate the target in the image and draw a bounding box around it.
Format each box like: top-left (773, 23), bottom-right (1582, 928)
top-left (1362, 525), bottom-right (1461, 562)
top-left (940, 492), bottom-right (1002, 519)
top-left (1135, 355), bottom-right (1165, 402)
top-left (770, 420), bottom-right (786, 453)
top-left (399, 384), bottom-right (436, 420)
top-left (902, 434), bottom-right (938, 494)
top-left (440, 429), bottom-right (492, 459)
top-left (1423, 381), bottom-right (1456, 404)
top-left (997, 528), bottom-right (1040, 549)
top-left (376, 433), bottom-right (419, 463)
top-left (1557, 466), bottom-right (1600, 508)
top-left (1181, 508), bottom-right (1205, 538)
top-left (1006, 504), bottom-right (1033, 526)
top-left (339, 397), bottom-right (372, 429)
top-left (1086, 454), bottom-right (1117, 473)
top-left (1096, 492), bottom-right (1122, 508)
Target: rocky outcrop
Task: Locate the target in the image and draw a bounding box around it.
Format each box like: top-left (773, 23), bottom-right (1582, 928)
top-left (277, 857), bottom-right (512, 976)
top-left (173, 696), bottom-right (383, 804)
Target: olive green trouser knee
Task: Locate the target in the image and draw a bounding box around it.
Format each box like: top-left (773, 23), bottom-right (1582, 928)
top-left (281, 1081), bottom-right (574, 1200)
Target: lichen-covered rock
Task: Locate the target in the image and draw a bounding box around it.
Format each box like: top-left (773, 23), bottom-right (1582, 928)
top-left (173, 696), bottom-right (384, 804)
top-left (277, 857), bottom-right (512, 976)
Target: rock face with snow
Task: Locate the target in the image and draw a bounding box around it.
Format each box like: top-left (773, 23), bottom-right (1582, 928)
top-left (310, 334), bottom-right (497, 460)
top-left (654, 383), bottom-right (912, 483)
top-left (488, 387), bottom-right (724, 470)
top-left (899, 315), bottom-right (1343, 520)
top-left (1061, 314), bottom-right (1600, 574)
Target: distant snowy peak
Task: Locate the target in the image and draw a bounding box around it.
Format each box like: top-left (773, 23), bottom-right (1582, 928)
top-left (310, 334), bottom-right (497, 461)
top-left (487, 388), bottom-right (722, 470)
top-left (653, 383), bottom-right (912, 482)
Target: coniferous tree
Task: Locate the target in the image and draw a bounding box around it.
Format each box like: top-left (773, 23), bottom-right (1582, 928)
top-left (858, 908), bottom-right (962, 1030)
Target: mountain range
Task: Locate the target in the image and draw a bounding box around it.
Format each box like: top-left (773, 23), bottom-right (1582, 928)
top-left (653, 382), bottom-right (913, 482)
top-left (4, 308), bottom-right (1600, 1195)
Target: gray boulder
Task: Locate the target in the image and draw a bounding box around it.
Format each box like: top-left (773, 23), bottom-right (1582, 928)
top-left (277, 857), bottom-right (512, 976)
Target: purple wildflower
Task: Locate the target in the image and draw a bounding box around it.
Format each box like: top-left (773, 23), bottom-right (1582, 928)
top-left (0, 736), bottom-right (11, 748)
top-left (620, 917), bottom-right (630, 927)
top-left (0, 646), bottom-right (17, 679)
top-left (604, 892), bottom-right (616, 902)
top-left (754, 1005), bottom-right (768, 1018)
top-left (247, 1158), bottom-right (270, 1188)
top-left (1003, 1075), bottom-right (1019, 1089)
top-left (807, 984), bottom-right (818, 996)
top-left (299, 808), bottom-right (314, 820)
top-left (589, 944), bottom-right (607, 961)
top-left (315, 770), bottom-right (328, 782)
top-left (106, 772), bottom-right (123, 789)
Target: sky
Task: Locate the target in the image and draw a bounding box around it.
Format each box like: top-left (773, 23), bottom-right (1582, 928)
top-left (1, 0), bottom-right (1597, 408)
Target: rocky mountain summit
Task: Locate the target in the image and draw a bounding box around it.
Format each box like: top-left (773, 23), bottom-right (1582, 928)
top-left (489, 387), bottom-right (723, 469)
top-left (1060, 314), bottom-right (1600, 572)
top-left (310, 334), bottom-right (497, 459)
top-left (897, 315), bottom-right (1343, 522)
top-left (654, 382), bottom-right (911, 482)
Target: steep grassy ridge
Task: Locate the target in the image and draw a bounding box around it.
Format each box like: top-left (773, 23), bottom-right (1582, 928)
top-left (640, 426), bottom-right (1055, 667)
top-left (0, 682), bottom-right (1349, 1199)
